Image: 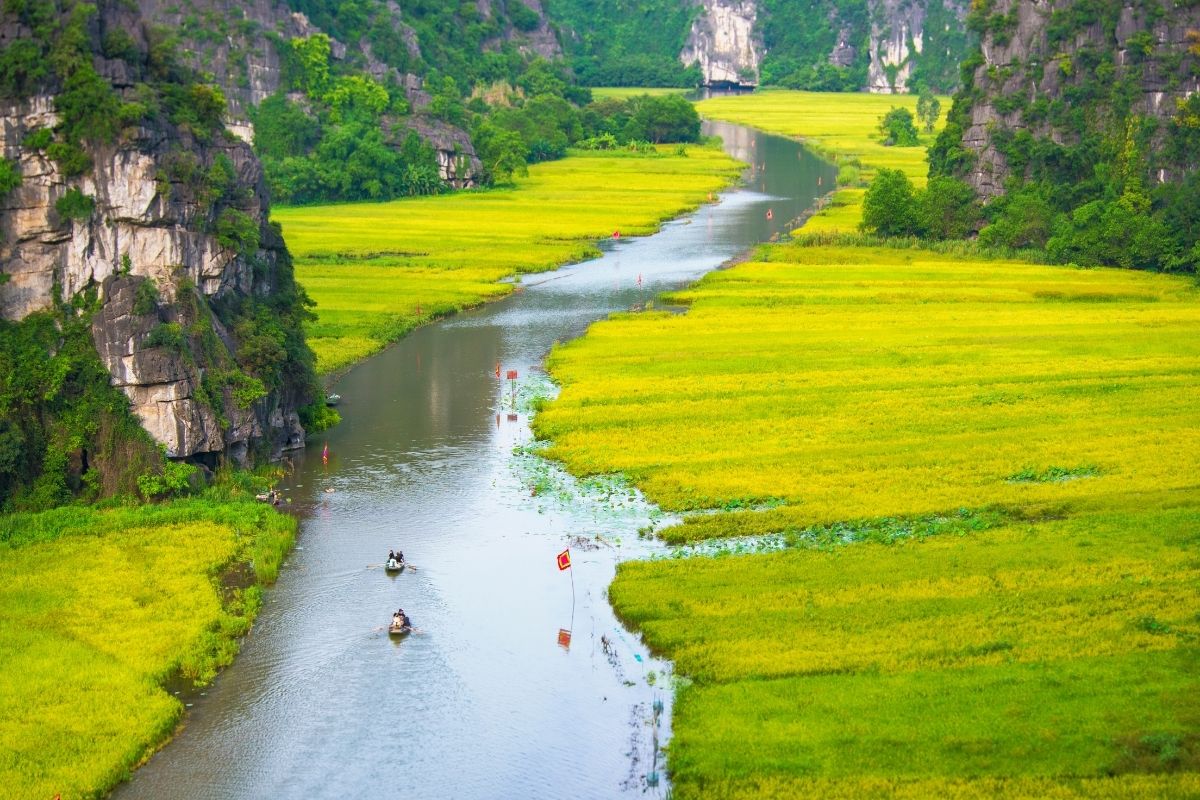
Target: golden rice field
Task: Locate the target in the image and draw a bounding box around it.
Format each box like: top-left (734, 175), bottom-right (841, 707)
top-left (0, 501), bottom-right (295, 799)
top-left (275, 145), bottom-right (742, 374)
top-left (536, 243), bottom-right (1200, 797)
top-left (696, 90), bottom-right (948, 231)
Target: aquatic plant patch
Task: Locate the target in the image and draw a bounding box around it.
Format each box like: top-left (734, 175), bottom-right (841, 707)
top-left (0, 501), bottom-right (295, 799)
top-left (275, 145), bottom-right (743, 375)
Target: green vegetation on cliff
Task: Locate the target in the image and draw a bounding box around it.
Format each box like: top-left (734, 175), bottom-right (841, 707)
top-left (926, 0), bottom-right (1200, 273)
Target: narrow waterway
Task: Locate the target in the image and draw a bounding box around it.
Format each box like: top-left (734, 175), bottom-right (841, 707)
top-left (115, 121), bottom-right (833, 799)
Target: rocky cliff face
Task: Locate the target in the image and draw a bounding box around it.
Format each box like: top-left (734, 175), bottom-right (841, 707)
top-left (681, 0), bottom-right (763, 87)
top-left (137, 0), bottom-right (491, 187)
top-left (953, 0), bottom-right (1200, 198)
top-left (0, 3), bottom-right (314, 465)
top-left (866, 0), bottom-right (925, 92)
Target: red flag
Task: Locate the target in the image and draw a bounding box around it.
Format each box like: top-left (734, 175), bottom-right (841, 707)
top-left (557, 628), bottom-right (572, 650)
top-left (557, 549), bottom-right (571, 571)
top-left (506, 369), bottom-right (518, 381)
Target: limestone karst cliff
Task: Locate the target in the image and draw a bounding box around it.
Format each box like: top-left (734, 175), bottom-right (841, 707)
top-left (934, 0), bottom-right (1200, 199)
top-left (682, 0), bottom-right (764, 87)
top-left (0, 0), bottom-right (318, 505)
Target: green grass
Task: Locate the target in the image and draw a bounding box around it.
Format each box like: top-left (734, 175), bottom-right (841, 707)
top-left (275, 144), bottom-right (743, 374)
top-left (0, 499), bottom-right (295, 799)
top-left (536, 237), bottom-right (1200, 796)
top-left (696, 89), bottom-right (949, 231)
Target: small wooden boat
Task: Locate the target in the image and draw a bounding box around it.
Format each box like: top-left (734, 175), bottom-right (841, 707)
top-left (384, 558), bottom-right (406, 573)
top-left (325, 393), bottom-right (341, 406)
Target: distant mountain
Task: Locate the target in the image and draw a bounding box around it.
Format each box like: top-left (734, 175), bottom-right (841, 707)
top-left (547, 0), bottom-right (973, 93)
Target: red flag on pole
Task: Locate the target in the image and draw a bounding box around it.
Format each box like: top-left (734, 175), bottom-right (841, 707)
top-left (557, 549), bottom-right (571, 571)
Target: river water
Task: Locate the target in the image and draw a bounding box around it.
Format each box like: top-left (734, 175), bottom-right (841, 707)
top-left (115, 121), bottom-right (833, 799)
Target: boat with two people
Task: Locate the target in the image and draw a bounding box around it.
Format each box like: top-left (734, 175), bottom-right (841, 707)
top-left (385, 549), bottom-right (406, 573)
top-left (389, 608), bottom-right (413, 637)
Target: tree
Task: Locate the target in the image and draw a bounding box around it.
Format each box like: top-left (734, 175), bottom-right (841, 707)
top-left (475, 124), bottom-right (529, 184)
top-left (860, 168), bottom-right (919, 236)
top-left (916, 177), bottom-right (979, 240)
top-left (916, 86), bottom-right (941, 134)
top-left (878, 107), bottom-right (921, 146)
top-left (628, 95), bottom-right (700, 143)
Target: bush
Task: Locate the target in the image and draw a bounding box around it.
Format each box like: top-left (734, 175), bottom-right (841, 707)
top-left (132, 280), bottom-right (159, 316)
top-left (215, 208), bottom-right (260, 255)
top-left (860, 168), bottom-right (919, 236)
top-left (0, 158), bottom-right (20, 198)
top-left (878, 107), bottom-right (921, 146)
top-left (137, 459), bottom-right (197, 500)
top-left (54, 188), bottom-right (95, 222)
top-left (836, 164), bottom-right (861, 187)
top-left (22, 127), bottom-right (52, 150)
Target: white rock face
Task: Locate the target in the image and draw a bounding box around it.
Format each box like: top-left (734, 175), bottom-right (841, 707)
top-left (867, 0), bottom-right (926, 93)
top-left (681, 0), bottom-right (762, 86)
top-left (0, 94), bottom-right (305, 461)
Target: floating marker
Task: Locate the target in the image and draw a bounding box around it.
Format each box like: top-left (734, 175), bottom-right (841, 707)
top-left (612, 229), bottom-right (621, 239)
top-left (766, 208), bottom-right (774, 220)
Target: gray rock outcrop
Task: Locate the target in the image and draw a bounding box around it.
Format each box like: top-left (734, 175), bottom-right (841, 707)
top-left (958, 0), bottom-right (1200, 198)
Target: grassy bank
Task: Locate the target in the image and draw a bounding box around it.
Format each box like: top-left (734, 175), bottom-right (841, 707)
top-left (275, 144), bottom-right (743, 375)
top-left (696, 90), bottom-right (948, 232)
top-left (0, 499), bottom-right (296, 799)
top-left (536, 238), bottom-right (1200, 795)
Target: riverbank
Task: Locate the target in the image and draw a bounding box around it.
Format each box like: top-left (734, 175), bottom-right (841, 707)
top-left (535, 92), bottom-right (1200, 797)
top-left (275, 144), bottom-right (743, 376)
top-left (0, 497), bottom-right (296, 799)
top-left (696, 89), bottom-right (948, 232)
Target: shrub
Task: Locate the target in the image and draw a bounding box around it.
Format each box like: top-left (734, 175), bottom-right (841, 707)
top-left (0, 158), bottom-right (20, 198)
top-left (54, 188), bottom-right (95, 222)
top-left (132, 280), bottom-right (159, 315)
top-left (214, 208), bottom-right (260, 255)
top-left (21, 127), bottom-right (52, 150)
top-left (136, 459), bottom-right (197, 500)
top-left (145, 322), bottom-right (186, 351)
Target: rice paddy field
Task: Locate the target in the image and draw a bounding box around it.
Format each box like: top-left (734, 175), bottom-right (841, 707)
top-left (0, 501), bottom-right (295, 799)
top-left (696, 90), bottom-right (948, 232)
top-left (275, 145), bottom-right (743, 374)
top-left (536, 243), bottom-right (1200, 798)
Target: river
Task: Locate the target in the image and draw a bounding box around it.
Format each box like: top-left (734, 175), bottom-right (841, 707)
top-left (114, 120), bottom-right (834, 799)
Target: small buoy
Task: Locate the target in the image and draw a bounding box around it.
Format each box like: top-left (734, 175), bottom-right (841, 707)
top-left (766, 208), bottom-right (774, 220)
top-left (612, 229), bottom-right (620, 239)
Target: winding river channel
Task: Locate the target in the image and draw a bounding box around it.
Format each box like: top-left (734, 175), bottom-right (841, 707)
top-left (115, 120), bottom-right (834, 799)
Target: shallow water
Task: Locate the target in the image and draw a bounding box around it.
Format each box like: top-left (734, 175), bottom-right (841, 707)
top-left (113, 121), bottom-right (833, 799)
